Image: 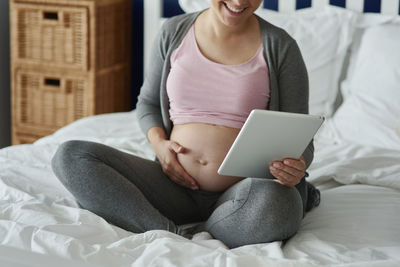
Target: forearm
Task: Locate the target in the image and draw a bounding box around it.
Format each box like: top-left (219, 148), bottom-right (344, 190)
top-left (147, 126), bottom-right (168, 149)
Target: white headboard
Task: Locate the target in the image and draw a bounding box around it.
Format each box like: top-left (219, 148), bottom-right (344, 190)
top-left (143, 0), bottom-right (400, 75)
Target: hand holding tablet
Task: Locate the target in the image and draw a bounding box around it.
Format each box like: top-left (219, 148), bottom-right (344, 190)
top-left (217, 109), bottom-right (324, 178)
top-left (269, 155), bottom-right (307, 187)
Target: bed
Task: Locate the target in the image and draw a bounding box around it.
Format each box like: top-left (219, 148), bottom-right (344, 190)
top-left (1, 0), bottom-right (400, 266)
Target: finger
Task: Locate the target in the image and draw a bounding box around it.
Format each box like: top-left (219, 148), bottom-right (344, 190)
top-left (169, 141), bottom-right (184, 154)
top-left (282, 158), bottom-right (306, 171)
top-left (168, 172), bottom-right (184, 184)
top-left (164, 163), bottom-right (197, 189)
top-left (272, 162), bottom-right (304, 178)
top-left (172, 164), bottom-right (199, 189)
top-left (270, 166), bottom-right (296, 186)
top-left (170, 174), bottom-right (190, 187)
top-left (162, 163), bottom-right (187, 186)
top-left (272, 179), bottom-right (295, 188)
top-left (164, 153), bottom-right (198, 186)
top-left (165, 166), bottom-right (192, 187)
top-left (178, 171), bottom-right (199, 189)
top-left (272, 179), bottom-right (285, 185)
top-left (276, 168), bottom-right (301, 185)
top-left (276, 176), bottom-right (296, 187)
top-left (172, 158), bottom-right (198, 186)
top-left (164, 148), bottom-right (198, 189)
top-left (175, 177), bottom-right (198, 190)
top-left (274, 176), bottom-right (295, 187)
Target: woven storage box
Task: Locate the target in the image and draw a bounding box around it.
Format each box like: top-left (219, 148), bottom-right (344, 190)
top-left (12, 3), bottom-right (89, 70)
top-left (10, 0), bottom-right (131, 145)
top-left (10, 0), bottom-right (131, 71)
top-left (12, 65), bottom-right (130, 142)
top-left (13, 68), bottom-right (90, 131)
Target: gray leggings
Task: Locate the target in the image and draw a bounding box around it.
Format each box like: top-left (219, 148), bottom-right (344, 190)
top-left (51, 140), bottom-right (310, 248)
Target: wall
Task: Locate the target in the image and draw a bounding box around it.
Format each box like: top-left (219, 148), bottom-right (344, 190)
top-left (0, 1), bottom-right (10, 149)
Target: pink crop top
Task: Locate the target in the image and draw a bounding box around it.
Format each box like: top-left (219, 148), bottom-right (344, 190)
top-left (166, 25), bottom-right (270, 129)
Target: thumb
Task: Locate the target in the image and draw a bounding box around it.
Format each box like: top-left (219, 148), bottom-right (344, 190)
top-left (169, 141), bottom-right (184, 153)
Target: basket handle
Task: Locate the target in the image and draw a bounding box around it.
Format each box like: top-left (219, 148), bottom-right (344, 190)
top-left (44, 78), bottom-right (60, 87)
top-left (43, 77), bottom-right (72, 94)
top-left (43, 11), bottom-right (59, 21)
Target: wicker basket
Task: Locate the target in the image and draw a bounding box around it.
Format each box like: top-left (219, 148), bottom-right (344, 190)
top-left (13, 68), bottom-right (89, 130)
top-left (12, 65), bottom-right (130, 140)
top-left (10, 0), bottom-right (131, 71)
top-left (12, 3), bottom-right (89, 70)
top-left (10, 0), bottom-right (131, 145)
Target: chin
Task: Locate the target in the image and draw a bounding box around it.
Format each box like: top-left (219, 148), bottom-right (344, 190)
top-left (215, 0), bottom-right (255, 27)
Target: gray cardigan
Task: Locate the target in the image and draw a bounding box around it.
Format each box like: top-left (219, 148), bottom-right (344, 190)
top-left (136, 11), bottom-right (314, 169)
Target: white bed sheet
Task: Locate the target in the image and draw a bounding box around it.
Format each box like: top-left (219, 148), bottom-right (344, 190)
top-left (1, 111), bottom-right (400, 267)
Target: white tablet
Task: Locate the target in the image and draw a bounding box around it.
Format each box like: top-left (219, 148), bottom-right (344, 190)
top-left (217, 109), bottom-right (324, 178)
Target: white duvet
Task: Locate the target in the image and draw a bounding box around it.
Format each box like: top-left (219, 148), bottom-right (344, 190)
top-left (1, 111), bottom-right (400, 267)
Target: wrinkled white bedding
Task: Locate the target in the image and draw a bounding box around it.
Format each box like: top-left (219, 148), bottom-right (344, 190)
top-left (1, 111), bottom-right (400, 267)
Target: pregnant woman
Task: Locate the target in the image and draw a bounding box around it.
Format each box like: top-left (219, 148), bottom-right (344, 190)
top-left (51, 0), bottom-right (320, 248)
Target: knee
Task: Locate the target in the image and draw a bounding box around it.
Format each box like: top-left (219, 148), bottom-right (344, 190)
top-left (250, 180), bottom-right (303, 242)
top-left (52, 140), bottom-right (81, 166)
top-left (209, 178), bottom-right (303, 248)
top-left (51, 140), bottom-right (95, 183)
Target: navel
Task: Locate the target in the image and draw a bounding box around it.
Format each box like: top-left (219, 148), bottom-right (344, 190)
top-left (197, 159), bottom-right (208, 166)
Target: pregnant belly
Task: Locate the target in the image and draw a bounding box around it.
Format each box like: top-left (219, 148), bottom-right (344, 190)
top-left (170, 123), bottom-right (245, 192)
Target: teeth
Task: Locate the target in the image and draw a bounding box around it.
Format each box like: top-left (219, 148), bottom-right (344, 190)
top-left (225, 2), bottom-right (245, 13)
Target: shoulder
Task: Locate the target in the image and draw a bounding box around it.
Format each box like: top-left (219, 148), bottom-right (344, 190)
top-left (155, 11), bottom-right (200, 55)
top-left (256, 15), bottom-right (304, 69)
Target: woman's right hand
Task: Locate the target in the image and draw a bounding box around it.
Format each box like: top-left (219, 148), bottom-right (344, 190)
top-left (152, 139), bottom-right (199, 190)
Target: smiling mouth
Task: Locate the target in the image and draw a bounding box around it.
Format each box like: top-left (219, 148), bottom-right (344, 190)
top-left (223, 2), bottom-right (247, 14)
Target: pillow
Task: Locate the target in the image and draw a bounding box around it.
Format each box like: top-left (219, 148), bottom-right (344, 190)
top-left (339, 13), bottom-right (397, 85)
top-left (331, 21), bottom-right (400, 150)
top-left (179, 2), bottom-right (358, 117)
top-left (255, 6), bottom-right (358, 117)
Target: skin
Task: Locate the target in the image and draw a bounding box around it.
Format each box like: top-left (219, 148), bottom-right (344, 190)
top-left (148, 126), bottom-right (200, 190)
top-left (148, 0), bottom-right (307, 190)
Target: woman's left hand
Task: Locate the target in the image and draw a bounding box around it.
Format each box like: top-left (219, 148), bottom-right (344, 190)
top-left (269, 155), bottom-right (306, 187)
